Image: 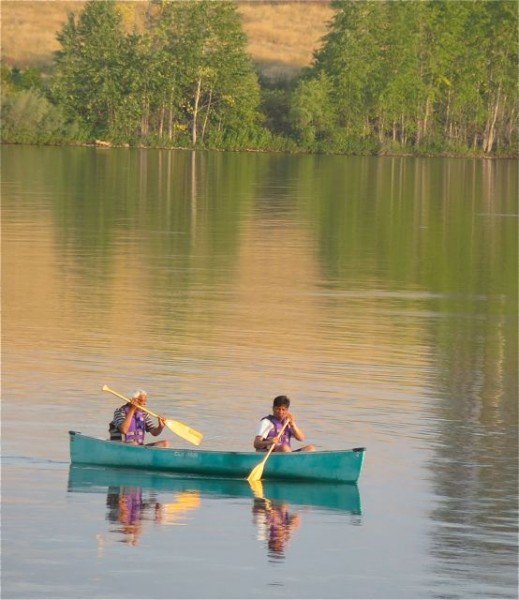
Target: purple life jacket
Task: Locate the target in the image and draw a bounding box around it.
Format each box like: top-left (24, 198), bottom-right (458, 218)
top-left (111, 405), bottom-right (147, 445)
top-left (264, 415), bottom-right (292, 447)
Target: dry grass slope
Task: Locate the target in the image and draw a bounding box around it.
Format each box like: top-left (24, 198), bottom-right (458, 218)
top-left (1, 0), bottom-right (333, 77)
top-left (238, 1), bottom-right (333, 78)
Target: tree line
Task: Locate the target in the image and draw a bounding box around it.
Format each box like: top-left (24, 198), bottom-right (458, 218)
top-left (1, 0), bottom-right (517, 156)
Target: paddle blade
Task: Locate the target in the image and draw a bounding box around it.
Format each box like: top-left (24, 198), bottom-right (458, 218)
top-left (247, 461), bottom-right (265, 483)
top-left (165, 419), bottom-right (203, 446)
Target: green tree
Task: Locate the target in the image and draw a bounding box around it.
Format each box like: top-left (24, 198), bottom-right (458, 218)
top-left (1, 88), bottom-right (74, 144)
top-left (139, 1), bottom-right (190, 143)
top-left (477, 1), bottom-right (517, 152)
top-left (9, 66), bottom-right (46, 93)
top-left (313, 0), bottom-right (386, 139)
top-left (289, 73), bottom-right (335, 148)
top-left (52, 0), bottom-right (141, 141)
top-left (297, 0), bottom-right (517, 155)
top-left (374, 1), bottom-right (425, 148)
top-left (150, 1), bottom-right (262, 147)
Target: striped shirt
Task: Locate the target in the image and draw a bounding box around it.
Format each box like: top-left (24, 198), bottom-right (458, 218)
top-left (110, 405), bottom-right (155, 442)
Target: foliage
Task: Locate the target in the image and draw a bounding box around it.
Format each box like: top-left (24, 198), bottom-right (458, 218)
top-left (304, 0), bottom-right (518, 154)
top-left (3, 65), bottom-right (46, 93)
top-left (1, 88), bottom-right (80, 144)
top-left (52, 0), bottom-right (141, 141)
top-left (49, 0), bottom-right (263, 147)
top-left (1, 0), bottom-right (517, 155)
top-left (290, 73), bottom-right (336, 148)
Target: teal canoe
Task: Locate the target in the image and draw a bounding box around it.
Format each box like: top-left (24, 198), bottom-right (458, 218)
top-left (67, 464), bottom-right (362, 514)
top-left (69, 431), bottom-right (365, 483)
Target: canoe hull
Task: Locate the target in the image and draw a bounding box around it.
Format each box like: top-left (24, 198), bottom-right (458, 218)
top-left (69, 431), bottom-right (365, 483)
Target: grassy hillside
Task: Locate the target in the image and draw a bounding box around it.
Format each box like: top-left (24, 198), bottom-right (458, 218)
top-left (238, 1), bottom-right (333, 78)
top-left (0, 1), bottom-right (333, 78)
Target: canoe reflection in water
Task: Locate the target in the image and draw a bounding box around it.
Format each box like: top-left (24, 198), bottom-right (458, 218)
top-left (252, 495), bottom-right (301, 560)
top-left (68, 465), bottom-right (362, 552)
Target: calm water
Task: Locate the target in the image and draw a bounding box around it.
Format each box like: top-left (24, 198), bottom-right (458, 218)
top-left (2, 146), bottom-right (517, 599)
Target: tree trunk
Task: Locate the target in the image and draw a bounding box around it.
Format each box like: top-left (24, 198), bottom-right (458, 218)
top-left (483, 83), bottom-right (501, 153)
top-left (192, 77), bottom-right (202, 146)
top-left (158, 104), bottom-right (165, 139)
top-left (378, 116), bottom-right (385, 144)
top-left (418, 94), bottom-right (432, 145)
top-left (140, 96), bottom-right (149, 136)
top-left (504, 103), bottom-right (515, 147)
top-left (168, 90), bottom-right (174, 141)
top-left (445, 89), bottom-right (451, 137)
top-left (201, 88), bottom-right (213, 143)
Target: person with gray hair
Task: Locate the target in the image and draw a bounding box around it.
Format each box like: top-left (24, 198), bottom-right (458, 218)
top-left (109, 389), bottom-right (170, 447)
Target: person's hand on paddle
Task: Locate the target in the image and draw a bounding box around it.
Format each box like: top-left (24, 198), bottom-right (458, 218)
top-left (128, 394), bottom-right (146, 410)
top-left (285, 413), bottom-right (305, 441)
top-left (271, 423), bottom-right (291, 449)
top-left (103, 385), bottom-right (203, 446)
top-left (285, 412), bottom-right (296, 427)
top-left (264, 416), bottom-right (295, 449)
top-left (250, 396), bottom-right (315, 477)
top-left (134, 395), bottom-right (148, 407)
top-left (270, 435), bottom-right (281, 449)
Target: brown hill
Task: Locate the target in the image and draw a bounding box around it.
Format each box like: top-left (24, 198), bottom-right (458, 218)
top-left (0, 1), bottom-right (333, 78)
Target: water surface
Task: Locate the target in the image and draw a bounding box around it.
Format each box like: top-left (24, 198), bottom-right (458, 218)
top-left (2, 146), bottom-right (517, 599)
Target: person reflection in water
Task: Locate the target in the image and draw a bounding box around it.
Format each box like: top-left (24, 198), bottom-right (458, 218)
top-left (252, 497), bottom-right (301, 560)
top-left (106, 486), bottom-right (163, 546)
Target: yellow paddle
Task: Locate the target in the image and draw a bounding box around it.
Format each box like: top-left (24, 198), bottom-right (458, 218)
top-left (247, 420), bottom-right (289, 483)
top-left (102, 385), bottom-right (203, 446)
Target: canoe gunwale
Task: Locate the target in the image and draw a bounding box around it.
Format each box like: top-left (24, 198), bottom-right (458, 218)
top-left (69, 431), bottom-right (365, 456)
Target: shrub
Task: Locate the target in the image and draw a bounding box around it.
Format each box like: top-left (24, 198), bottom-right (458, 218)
top-left (1, 88), bottom-right (80, 144)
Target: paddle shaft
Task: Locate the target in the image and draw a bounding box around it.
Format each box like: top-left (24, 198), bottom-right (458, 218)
top-left (102, 385), bottom-right (203, 446)
top-left (260, 419), bottom-right (290, 464)
top-left (247, 420), bottom-right (290, 482)
top-left (102, 385), bottom-right (163, 420)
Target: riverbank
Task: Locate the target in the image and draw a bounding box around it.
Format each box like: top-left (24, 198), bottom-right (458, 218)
top-left (2, 139), bottom-right (515, 160)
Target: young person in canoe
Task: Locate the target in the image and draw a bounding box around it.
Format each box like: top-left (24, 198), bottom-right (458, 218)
top-left (253, 395), bottom-right (315, 453)
top-left (109, 389), bottom-right (170, 447)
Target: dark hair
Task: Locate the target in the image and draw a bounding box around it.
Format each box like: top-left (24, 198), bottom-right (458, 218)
top-left (273, 395), bottom-right (290, 408)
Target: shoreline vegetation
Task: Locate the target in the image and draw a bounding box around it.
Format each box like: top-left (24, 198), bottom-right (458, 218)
top-left (1, 0), bottom-right (517, 158)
